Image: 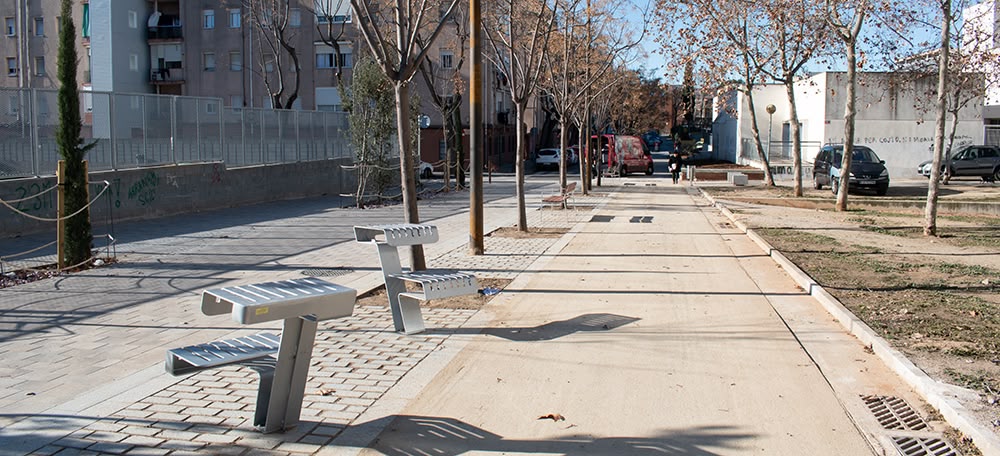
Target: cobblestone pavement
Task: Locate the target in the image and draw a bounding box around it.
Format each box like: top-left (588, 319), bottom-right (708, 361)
top-left (0, 176), bottom-right (610, 455)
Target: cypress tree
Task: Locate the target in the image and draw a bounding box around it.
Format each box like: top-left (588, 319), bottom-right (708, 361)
top-left (56, 0), bottom-right (94, 266)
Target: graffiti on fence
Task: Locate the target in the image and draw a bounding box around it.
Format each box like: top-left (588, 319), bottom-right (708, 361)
top-left (12, 181), bottom-right (54, 214)
top-left (127, 171), bottom-right (159, 206)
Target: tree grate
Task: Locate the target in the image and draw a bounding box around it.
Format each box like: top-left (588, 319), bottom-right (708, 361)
top-left (629, 216), bottom-right (653, 223)
top-left (300, 268), bottom-right (354, 278)
top-left (862, 395), bottom-right (928, 431)
top-left (590, 215), bottom-right (615, 223)
top-left (892, 437), bottom-right (957, 456)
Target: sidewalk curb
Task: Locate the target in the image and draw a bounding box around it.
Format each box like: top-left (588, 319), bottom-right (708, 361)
top-left (698, 187), bottom-right (1000, 456)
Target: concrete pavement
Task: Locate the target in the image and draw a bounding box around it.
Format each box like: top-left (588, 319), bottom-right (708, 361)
top-left (0, 175), bottom-right (955, 455)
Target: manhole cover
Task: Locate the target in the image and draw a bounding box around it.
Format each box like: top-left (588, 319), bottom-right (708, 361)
top-left (590, 215), bottom-right (615, 223)
top-left (629, 216), bottom-right (653, 223)
top-left (300, 268), bottom-right (354, 277)
top-left (862, 395), bottom-right (928, 431)
top-left (892, 437), bottom-right (957, 456)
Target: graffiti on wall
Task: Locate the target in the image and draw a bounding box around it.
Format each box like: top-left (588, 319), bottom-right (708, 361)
top-left (11, 181), bottom-right (55, 214)
top-left (127, 171), bottom-right (159, 206)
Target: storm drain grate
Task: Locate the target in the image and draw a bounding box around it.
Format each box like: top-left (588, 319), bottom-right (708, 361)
top-left (629, 216), bottom-right (653, 223)
top-left (590, 215), bottom-right (615, 223)
top-left (892, 437), bottom-right (957, 456)
top-left (862, 395), bottom-right (928, 431)
top-left (623, 182), bottom-right (636, 186)
top-left (645, 183), bottom-right (657, 187)
top-left (300, 268), bottom-right (354, 277)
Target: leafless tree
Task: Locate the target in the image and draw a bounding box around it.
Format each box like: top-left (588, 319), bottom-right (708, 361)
top-left (350, 0), bottom-right (460, 269)
top-left (241, 0), bottom-right (302, 109)
top-left (826, 0), bottom-right (868, 209)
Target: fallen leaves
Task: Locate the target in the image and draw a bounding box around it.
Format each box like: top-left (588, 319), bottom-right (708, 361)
top-left (538, 413), bottom-right (565, 422)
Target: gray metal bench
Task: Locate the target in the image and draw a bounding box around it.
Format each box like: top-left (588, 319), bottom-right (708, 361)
top-left (355, 223), bottom-right (478, 335)
top-left (165, 277), bottom-right (356, 433)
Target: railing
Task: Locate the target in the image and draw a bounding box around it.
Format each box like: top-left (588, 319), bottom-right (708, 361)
top-left (987, 126), bottom-right (1000, 147)
top-left (740, 138), bottom-right (823, 163)
top-left (150, 68), bottom-right (185, 83)
top-left (0, 88), bottom-right (352, 179)
top-left (148, 25), bottom-right (183, 40)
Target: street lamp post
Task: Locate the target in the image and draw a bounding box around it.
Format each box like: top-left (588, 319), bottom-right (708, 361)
top-left (765, 104), bottom-right (776, 171)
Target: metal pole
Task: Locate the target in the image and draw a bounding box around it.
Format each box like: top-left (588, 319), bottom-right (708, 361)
top-left (767, 114), bottom-right (772, 164)
top-left (469, 0), bottom-right (484, 255)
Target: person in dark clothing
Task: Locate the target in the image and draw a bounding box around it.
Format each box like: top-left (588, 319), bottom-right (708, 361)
top-left (669, 154), bottom-right (682, 184)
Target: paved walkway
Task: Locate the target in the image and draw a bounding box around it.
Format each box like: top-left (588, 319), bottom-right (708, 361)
top-left (0, 176), bottom-right (938, 455)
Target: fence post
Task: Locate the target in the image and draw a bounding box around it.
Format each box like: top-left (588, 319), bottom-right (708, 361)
top-left (56, 160), bottom-right (65, 269)
top-left (141, 95), bottom-right (148, 166)
top-left (30, 88), bottom-right (39, 176)
top-left (295, 110), bottom-right (301, 162)
top-left (170, 96), bottom-right (177, 165)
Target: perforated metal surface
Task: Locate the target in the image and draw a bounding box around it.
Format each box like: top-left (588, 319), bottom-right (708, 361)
top-left (862, 395), bottom-right (928, 431)
top-left (301, 268), bottom-right (354, 277)
top-left (892, 437), bottom-right (957, 456)
top-left (629, 216), bottom-right (654, 223)
top-left (590, 215), bottom-right (615, 223)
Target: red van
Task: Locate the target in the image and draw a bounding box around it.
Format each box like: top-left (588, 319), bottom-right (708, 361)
top-left (592, 134), bottom-right (654, 176)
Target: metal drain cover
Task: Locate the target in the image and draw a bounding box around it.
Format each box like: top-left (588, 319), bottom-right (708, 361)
top-left (590, 215), bottom-right (615, 223)
top-left (629, 216), bottom-right (653, 223)
top-left (892, 437), bottom-right (957, 456)
top-left (300, 268), bottom-right (354, 277)
top-left (862, 395), bottom-right (928, 431)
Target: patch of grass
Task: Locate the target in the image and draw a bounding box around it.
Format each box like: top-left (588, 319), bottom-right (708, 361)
top-left (755, 228), bottom-right (842, 251)
top-left (943, 368), bottom-right (999, 393)
top-left (941, 214), bottom-right (1000, 226)
top-left (933, 262), bottom-right (997, 277)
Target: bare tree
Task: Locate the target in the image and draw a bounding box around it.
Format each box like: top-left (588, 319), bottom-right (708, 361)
top-left (311, 0), bottom-right (355, 88)
top-left (350, 0), bottom-right (460, 270)
top-left (416, 2), bottom-right (470, 191)
top-left (924, 0), bottom-right (952, 236)
top-left (484, 0), bottom-right (557, 231)
top-left (241, 0), bottom-right (302, 109)
top-left (826, 0), bottom-right (868, 209)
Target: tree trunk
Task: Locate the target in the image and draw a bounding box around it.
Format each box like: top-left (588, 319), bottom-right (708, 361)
top-left (452, 100), bottom-right (466, 188)
top-left (559, 118), bottom-right (568, 190)
top-left (925, 0), bottom-right (951, 237)
top-left (837, 43), bottom-right (859, 210)
top-left (394, 80), bottom-right (426, 270)
top-left (515, 103), bottom-right (528, 231)
top-left (784, 77), bottom-right (803, 196)
top-left (744, 90), bottom-right (775, 186)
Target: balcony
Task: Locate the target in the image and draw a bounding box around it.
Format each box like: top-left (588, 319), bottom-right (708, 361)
top-left (148, 25), bottom-right (182, 41)
top-left (150, 68), bottom-right (184, 84)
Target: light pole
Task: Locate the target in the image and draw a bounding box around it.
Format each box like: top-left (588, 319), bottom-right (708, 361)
top-left (765, 104), bottom-right (776, 171)
top-left (418, 115), bottom-right (430, 175)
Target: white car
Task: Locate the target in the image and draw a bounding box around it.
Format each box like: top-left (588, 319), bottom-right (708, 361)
top-left (535, 149), bottom-right (561, 170)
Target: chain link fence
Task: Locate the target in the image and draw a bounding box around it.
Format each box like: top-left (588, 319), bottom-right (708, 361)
top-left (0, 88), bottom-right (351, 179)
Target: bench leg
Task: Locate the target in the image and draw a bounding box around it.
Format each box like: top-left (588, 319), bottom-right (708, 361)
top-left (261, 317), bottom-right (319, 433)
top-left (245, 359), bottom-right (277, 429)
top-left (396, 294), bottom-right (426, 335)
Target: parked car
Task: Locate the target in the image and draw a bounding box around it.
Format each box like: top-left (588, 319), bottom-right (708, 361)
top-left (918, 145), bottom-right (1000, 181)
top-left (535, 148), bottom-right (561, 170)
top-left (813, 145), bottom-right (889, 195)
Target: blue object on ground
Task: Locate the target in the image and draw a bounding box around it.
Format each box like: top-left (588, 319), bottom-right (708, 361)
top-left (481, 287), bottom-right (501, 296)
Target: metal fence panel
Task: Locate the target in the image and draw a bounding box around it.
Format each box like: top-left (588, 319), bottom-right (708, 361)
top-left (0, 88), bottom-right (352, 179)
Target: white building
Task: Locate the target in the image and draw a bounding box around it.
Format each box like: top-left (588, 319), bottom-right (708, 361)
top-left (963, 0), bottom-right (1000, 143)
top-left (713, 72), bottom-right (984, 178)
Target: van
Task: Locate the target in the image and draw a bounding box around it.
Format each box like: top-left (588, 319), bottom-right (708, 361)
top-left (591, 134), bottom-right (654, 176)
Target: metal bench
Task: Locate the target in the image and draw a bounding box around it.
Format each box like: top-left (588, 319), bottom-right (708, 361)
top-left (355, 223), bottom-right (479, 334)
top-left (165, 277), bottom-right (356, 433)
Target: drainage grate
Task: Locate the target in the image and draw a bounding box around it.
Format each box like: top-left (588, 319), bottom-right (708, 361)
top-left (862, 395), bottom-right (928, 431)
top-left (629, 216), bottom-right (653, 223)
top-left (623, 182), bottom-right (636, 186)
top-left (300, 268), bottom-right (354, 277)
top-left (892, 437), bottom-right (957, 456)
top-left (590, 215), bottom-right (615, 223)
top-left (645, 183), bottom-right (657, 187)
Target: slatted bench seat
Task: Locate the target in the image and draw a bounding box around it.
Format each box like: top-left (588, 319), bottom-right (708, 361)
top-left (355, 223), bottom-right (479, 334)
top-left (165, 277), bottom-right (356, 433)
top-left (542, 182), bottom-right (577, 209)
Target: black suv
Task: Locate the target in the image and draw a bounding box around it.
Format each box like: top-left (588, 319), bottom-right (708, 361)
top-left (917, 145), bottom-right (1000, 181)
top-left (813, 145), bottom-right (890, 195)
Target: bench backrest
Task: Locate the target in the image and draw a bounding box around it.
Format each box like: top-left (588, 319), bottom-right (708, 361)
top-left (354, 223), bottom-right (439, 246)
top-left (564, 182), bottom-right (577, 194)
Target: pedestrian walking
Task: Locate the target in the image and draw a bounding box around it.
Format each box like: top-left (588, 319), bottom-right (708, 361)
top-left (670, 154), bottom-right (682, 184)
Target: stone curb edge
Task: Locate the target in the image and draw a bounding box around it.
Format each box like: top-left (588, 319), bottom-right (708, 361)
top-left (698, 188), bottom-right (1000, 456)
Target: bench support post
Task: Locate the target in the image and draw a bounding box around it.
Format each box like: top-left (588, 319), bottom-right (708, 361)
top-left (396, 294), bottom-right (426, 335)
top-left (374, 242), bottom-right (413, 333)
top-left (261, 316), bottom-right (318, 433)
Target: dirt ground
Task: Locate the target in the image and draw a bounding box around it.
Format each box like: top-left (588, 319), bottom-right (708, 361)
top-left (704, 180), bottom-right (1000, 449)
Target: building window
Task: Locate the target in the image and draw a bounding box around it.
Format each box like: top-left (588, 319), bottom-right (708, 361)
top-left (229, 9), bottom-right (240, 28)
top-left (338, 49), bottom-right (352, 68)
top-left (206, 101), bottom-right (218, 115)
top-left (317, 14), bottom-right (351, 24)
top-left (130, 95), bottom-right (141, 110)
top-left (316, 49), bottom-right (334, 69)
top-left (231, 95), bottom-right (243, 108)
top-left (129, 54), bottom-right (138, 71)
top-left (33, 17), bottom-right (43, 36)
top-left (203, 52), bottom-right (216, 71)
top-left (5, 17), bottom-right (15, 36)
top-left (7, 58), bottom-right (17, 76)
top-left (229, 51), bottom-right (241, 71)
top-left (34, 56), bottom-right (44, 76)
top-left (203, 9), bottom-right (215, 29)
top-left (289, 9), bottom-right (301, 27)
top-left (129, 11), bottom-right (138, 29)
top-left (440, 51), bottom-right (453, 69)
top-left (8, 95), bottom-right (17, 114)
